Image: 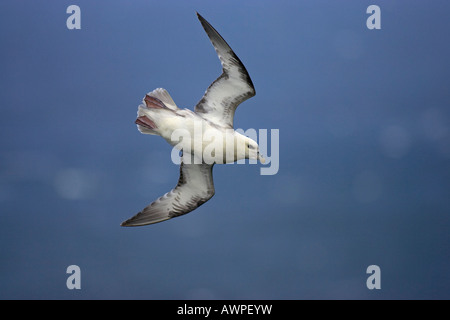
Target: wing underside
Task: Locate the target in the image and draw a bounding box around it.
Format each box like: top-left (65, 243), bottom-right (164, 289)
top-left (121, 158), bottom-right (215, 227)
top-left (194, 13), bottom-right (255, 128)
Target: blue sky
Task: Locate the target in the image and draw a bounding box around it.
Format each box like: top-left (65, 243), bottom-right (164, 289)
top-left (1, 0), bottom-right (449, 299)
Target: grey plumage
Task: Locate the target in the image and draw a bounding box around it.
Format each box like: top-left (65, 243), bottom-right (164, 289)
top-left (121, 155), bottom-right (214, 226)
top-left (195, 13), bottom-right (255, 129)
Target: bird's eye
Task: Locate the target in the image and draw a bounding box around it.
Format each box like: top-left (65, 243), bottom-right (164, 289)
top-left (248, 144), bottom-right (254, 149)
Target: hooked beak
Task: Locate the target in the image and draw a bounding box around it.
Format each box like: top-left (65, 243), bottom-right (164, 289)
top-left (258, 152), bottom-right (266, 164)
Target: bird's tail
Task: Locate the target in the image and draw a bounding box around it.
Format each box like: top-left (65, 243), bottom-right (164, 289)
top-left (135, 88), bottom-right (179, 135)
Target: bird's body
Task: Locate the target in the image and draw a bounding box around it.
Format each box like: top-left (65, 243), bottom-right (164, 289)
top-left (121, 13), bottom-right (263, 227)
top-left (138, 101), bottom-right (253, 164)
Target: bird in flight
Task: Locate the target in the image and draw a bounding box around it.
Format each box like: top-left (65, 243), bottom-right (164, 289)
top-left (121, 13), bottom-right (263, 227)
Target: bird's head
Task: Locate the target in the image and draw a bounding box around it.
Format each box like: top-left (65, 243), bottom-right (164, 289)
top-left (243, 135), bottom-right (265, 164)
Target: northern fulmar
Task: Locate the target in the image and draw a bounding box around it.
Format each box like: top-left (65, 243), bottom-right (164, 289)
top-left (121, 13), bottom-right (263, 227)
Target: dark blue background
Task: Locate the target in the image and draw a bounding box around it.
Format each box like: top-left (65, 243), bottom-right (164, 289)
top-left (1, 0), bottom-right (449, 299)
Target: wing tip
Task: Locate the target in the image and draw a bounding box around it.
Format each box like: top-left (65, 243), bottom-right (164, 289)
top-left (120, 209), bottom-right (172, 227)
top-left (120, 217), bottom-right (169, 227)
top-left (120, 217), bottom-right (137, 227)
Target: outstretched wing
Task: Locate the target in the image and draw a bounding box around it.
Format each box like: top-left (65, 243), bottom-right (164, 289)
top-left (121, 159), bottom-right (215, 227)
top-left (194, 13), bottom-right (255, 129)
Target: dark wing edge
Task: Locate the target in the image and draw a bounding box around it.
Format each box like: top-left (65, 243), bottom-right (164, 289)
top-left (121, 162), bottom-right (215, 227)
top-left (194, 12), bottom-right (255, 128)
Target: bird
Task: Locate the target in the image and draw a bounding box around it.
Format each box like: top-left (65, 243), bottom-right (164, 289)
top-left (121, 12), bottom-right (263, 227)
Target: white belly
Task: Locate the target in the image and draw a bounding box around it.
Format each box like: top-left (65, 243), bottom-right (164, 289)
top-left (161, 110), bottom-right (241, 164)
